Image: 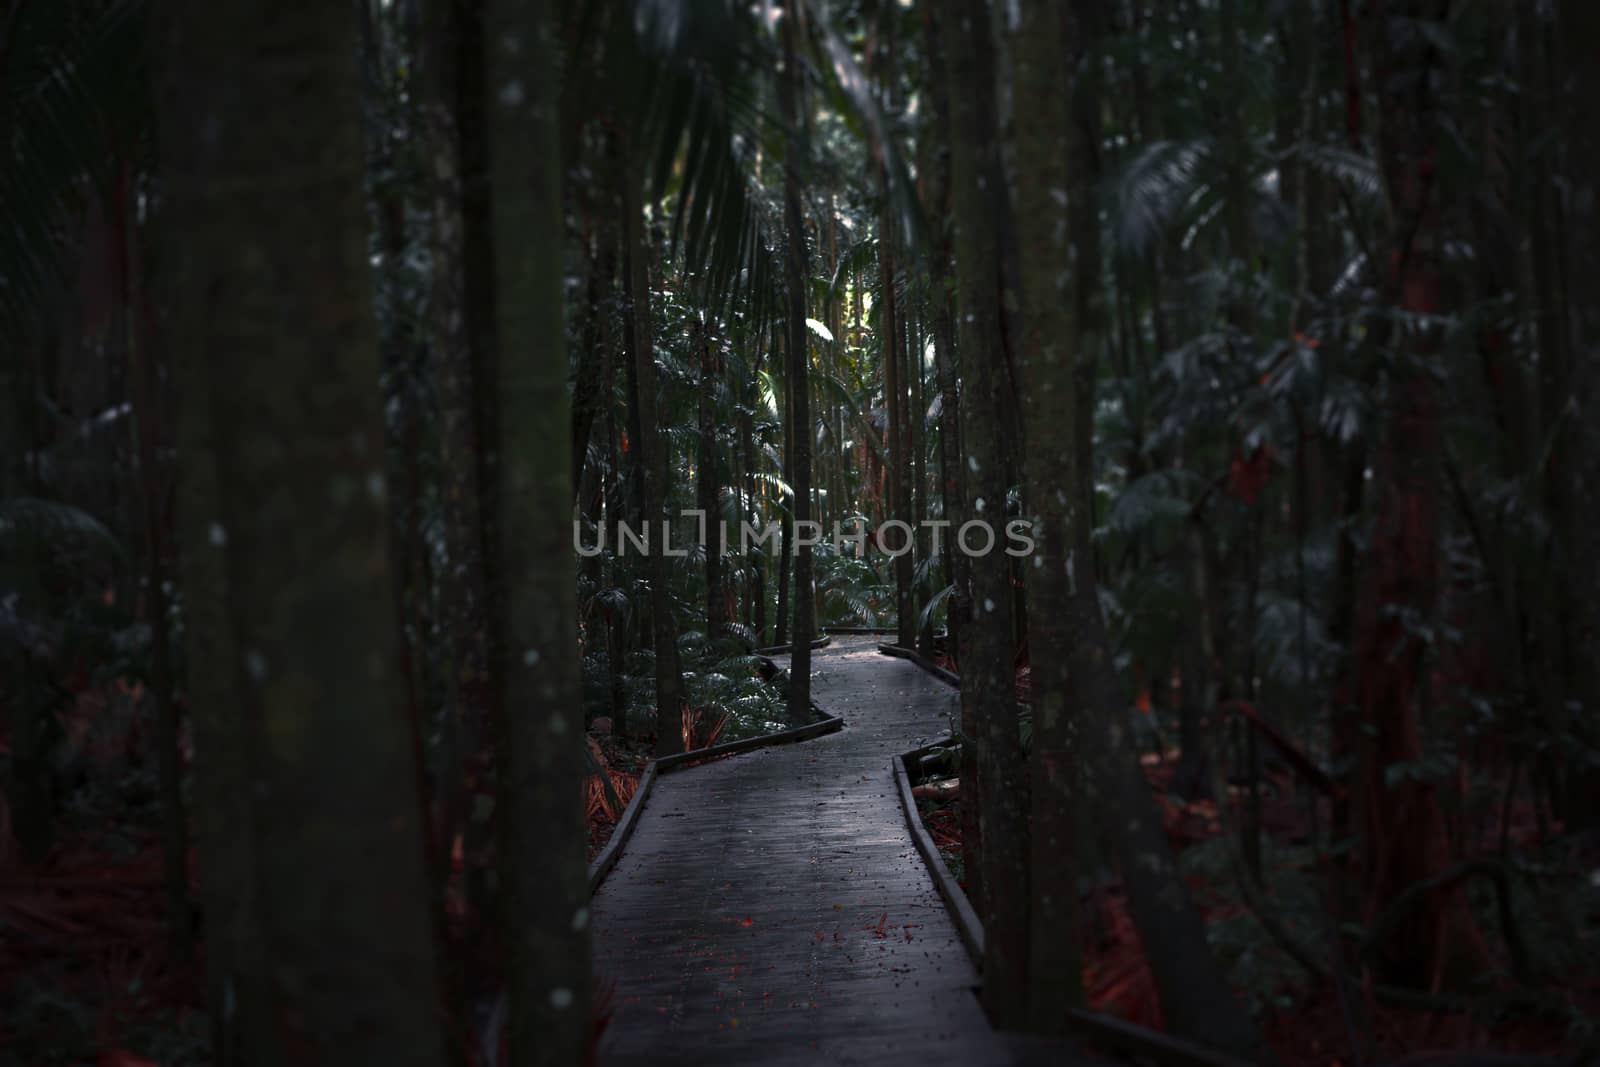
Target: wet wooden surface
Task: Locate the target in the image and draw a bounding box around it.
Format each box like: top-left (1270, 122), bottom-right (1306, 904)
top-left (592, 637), bottom-right (1030, 1065)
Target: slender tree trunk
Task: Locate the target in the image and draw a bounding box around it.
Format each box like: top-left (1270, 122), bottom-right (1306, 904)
top-left (621, 138), bottom-right (686, 756)
top-left (881, 233), bottom-right (913, 647)
top-left (920, 0), bottom-right (980, 914)
top-left (154, 3), bottom-right (447, 1061)
top-left (698, 318), bottom-right (726, 640)
top-left (743, 403), bottom-right (767, 645)
top-left (482, 2), bottom-right (591, 1058)
top-left (571, 238), bottom-right (611, 502)
top-left (124, 172), bottom-right (191, 955)
top-left (911, 316), bottom-right (934, 657)
top-left (1346, 0), bottom-right (1490, 988)
top-left (937, 0), bottom-right (1030, 1025)
top-left (780, 0), bottom-right (814, 722)
top-left (776, 344), bottom-right (793, 648)
top-left (872, 7), bottom-right (914, 650)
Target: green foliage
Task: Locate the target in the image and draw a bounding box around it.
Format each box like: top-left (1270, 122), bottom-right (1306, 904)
top-left (1181, 837), bottom-right (1322, 1017)
top-left (0, 0), bottom-right (150, 337)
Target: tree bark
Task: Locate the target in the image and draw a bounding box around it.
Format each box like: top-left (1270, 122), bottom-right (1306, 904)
top-left (1009, 0), bottom-right (1085, 1031)
top-left (153, 2), bottom-right (447, 1060)
top-left (1559, 0), bottom-right (1600, 831)
top-left (481, 2), bottom-right (592, 1059)
top-left (936, 0), bottom-right (1030, 1026)
top-left (780, 0), bottom-right (814, 723)
top-left (919, 0), bottom-right (982, 925)
top-left (698, 317), bottom-right (726, 640)
top-left (621, 137), bottom-right (687, 757)
top-left (1346, 0), bottom-right (1490, 989)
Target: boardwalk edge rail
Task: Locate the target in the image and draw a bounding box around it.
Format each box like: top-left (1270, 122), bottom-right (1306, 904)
top-left (753, 635), bottom-right (831, 656)
top-left (877, 642), bottom-right (960, 687)
top-left (587, 708), bottom-right (846, 896)
top-left (891, 741), bottom-right (985, 964)
top-left (882, 648), bottom-right (1261, 1067)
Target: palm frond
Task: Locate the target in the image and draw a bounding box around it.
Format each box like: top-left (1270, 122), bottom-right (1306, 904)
top-left (1112, 137), bottom-right (1214, 255)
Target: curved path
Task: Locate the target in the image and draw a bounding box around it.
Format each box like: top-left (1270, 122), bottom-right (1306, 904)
top-left (592, 637), bottom-right (1012, 1066)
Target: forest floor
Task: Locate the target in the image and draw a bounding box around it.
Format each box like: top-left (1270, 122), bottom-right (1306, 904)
top-left (913, 733), bottom-right (1594, 1067)
top-left (587, 733), bottom-right (651, 866)
top-left (0, 805), bottom-right (210, 1065)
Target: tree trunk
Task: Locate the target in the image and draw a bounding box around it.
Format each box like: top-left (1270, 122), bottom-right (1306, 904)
top-left (744, 403), bottom-right (767, 645)
top-left (871, 5), bottom-right (913, 650)
top-left (1559, 0), bottom-right (1600, 831)
top-left (936, 0), bottom-right (1030, 1026)
top-left (776, 346), bottom-right (793, 648)
top-left (621, 137), bottom-right (687, 757)
top-left (1346, 0), bottom-right (1490, 989)
top-left (780, 0), bottom-right (814, 723)
top-left (698, 319), bottom-right (726, 641)
top-left (481, 1), bottom-right (592, 1058)
top-left (919, 0), bottom-right (981, 917)
top-left (153, 2), bottom-right (447, 1060)
top-left (1009, 0), bottom-right (1085, 1031)
top-left (122, 159), bottom-right (192, 955)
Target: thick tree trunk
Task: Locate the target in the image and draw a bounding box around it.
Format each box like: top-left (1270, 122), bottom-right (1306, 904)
top-left (154, 3), bottom-right (447, 1061)
top-left (1559, 0), bottom-right (1600, 830)
top-left (1009, 0), bottom-right (1085, 1031)
top-left (482, 2), bottom-right (592, 1059)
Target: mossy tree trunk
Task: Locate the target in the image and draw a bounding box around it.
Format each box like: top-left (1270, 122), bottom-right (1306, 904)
top-left (1008, 0), bottom-right (1085, 1031)
top-left (153, 2), bottom-right (447, 1061)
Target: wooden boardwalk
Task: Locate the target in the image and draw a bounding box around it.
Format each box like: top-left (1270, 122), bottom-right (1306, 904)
top-left (592, 637), bottom-right (1015, 1065)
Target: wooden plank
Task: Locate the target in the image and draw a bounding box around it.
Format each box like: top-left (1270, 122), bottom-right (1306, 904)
top-left (591, 636), bottom-right (1044, 1065)
top-left (878, 642), bottom-right (962, 688)
top-left (652, 711), bottom-right (845, 773)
